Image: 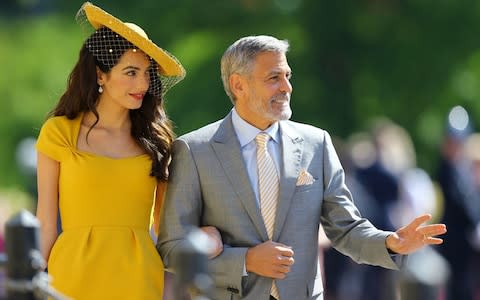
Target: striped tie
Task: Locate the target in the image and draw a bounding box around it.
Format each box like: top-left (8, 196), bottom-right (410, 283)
top-left (255, 132), bottom-right (280, 299)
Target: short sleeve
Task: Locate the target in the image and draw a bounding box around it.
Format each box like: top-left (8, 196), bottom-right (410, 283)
top-left (36, 116), bottom-right (73, 162)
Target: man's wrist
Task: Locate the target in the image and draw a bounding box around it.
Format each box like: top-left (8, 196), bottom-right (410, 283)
top-left (386, 233), bottom-right (399, 254)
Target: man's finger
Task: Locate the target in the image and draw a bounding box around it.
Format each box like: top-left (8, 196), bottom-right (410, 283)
top-left (278, 255), bottom-right (295, 266)
top-left (276, 247), bottom-right (294, 257)
top-left (420, 224), bottom-right (447, 237)
top-left (424, 237), bottom-right (444, 245)
top-left (407, 214), bottom-right (432, 229)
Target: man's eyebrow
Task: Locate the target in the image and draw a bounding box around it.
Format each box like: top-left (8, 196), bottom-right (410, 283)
top-left (266, 69), bottom-right (292, 76)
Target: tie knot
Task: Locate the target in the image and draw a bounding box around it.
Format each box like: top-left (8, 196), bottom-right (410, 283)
top-left (255, 132), bottom-right (270, 149)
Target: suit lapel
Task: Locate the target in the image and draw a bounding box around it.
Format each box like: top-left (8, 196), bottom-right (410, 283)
top-left (273, 121), bottom-right (304, 240)
top-left (211, 113), bottom-right (269, 240)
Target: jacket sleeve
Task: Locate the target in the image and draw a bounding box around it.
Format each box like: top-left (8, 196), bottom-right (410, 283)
top-left (156, 139), bottom-right (247, 295)
top-left (320, 130), bottom-right (403, 270)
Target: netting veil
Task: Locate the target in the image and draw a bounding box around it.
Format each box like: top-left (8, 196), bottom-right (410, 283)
top-left (75, 3), bottom-right (186, 98)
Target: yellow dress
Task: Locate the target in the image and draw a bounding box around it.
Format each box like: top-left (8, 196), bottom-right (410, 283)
top-left (36, 114), bottom-right (164, 300)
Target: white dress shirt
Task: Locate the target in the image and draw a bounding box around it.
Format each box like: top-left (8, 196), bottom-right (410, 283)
top-left (231, 108), bottom-right (281, 207)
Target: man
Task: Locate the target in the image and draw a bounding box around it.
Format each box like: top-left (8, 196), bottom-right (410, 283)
top-left (157, 35), bottom-right (447, 300)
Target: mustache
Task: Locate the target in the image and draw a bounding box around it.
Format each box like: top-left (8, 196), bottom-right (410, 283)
top-left (271, 93), bottom-right (290, 102)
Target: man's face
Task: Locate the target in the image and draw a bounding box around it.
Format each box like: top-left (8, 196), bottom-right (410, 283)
top-left (236, 51), bottom-right (293, 130)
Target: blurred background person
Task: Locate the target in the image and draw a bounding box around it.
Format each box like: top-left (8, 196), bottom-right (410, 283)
top-left (347, 119), bottom-right (402, 300)
top-left (436, 105), bottom-right (479, 300)
top-left (460, 132), bottom-right (480, 299)
top-left (322, 134), bottom-right (382, 300)
top-left (381, 120), bottom-right (450, 300)
top-left (324, 123), bottom-right (402, 300)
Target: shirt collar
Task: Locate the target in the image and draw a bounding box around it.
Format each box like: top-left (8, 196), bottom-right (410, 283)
top-left (231, 108), bottom-right (280, 147)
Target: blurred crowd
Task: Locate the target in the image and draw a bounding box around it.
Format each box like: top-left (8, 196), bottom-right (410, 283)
top-left (321, 105), bottom-right (480, 300)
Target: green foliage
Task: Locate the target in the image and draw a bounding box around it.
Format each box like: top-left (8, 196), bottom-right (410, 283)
top-left (2, 0), bottom-right (480, 199)
top-left (0, 13), bottom-right (81, 190)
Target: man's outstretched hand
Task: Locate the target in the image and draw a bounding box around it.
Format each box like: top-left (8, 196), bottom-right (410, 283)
top-left (386, 214), bottom-right (447, 254)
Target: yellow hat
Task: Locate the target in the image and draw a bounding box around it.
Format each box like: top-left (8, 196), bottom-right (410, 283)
top-left (76, 2), bottom-right (185, 95)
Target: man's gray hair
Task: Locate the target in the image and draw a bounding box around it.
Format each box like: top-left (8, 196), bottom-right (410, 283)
top-left (221, 35), bottom-right (290, 103)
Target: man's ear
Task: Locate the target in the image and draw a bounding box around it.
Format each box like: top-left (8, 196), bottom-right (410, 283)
top-left (229, 73), bottom-right (247, 100)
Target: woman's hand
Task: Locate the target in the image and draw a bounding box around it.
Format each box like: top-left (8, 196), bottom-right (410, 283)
top-left (200, 226), bottom-right (223, 259)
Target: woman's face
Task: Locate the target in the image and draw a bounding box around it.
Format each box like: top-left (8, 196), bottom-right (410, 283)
top-left (97, 49), bottom-right (151, 110)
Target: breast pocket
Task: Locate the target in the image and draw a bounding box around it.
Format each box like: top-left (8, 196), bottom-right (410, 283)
top-left (294, 179), bottom-right (322, 196)
top-left (291, 180), bottom-right (323, 228)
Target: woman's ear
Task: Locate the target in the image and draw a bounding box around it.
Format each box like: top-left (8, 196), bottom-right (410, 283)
top-left (96, 66), bottom-right (105, 85)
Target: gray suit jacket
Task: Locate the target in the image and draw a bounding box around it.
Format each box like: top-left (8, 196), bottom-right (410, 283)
top-left (157, 112), bottom-right (402, 300)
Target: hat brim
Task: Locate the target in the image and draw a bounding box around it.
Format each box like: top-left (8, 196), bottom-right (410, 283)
top-left (79, 2), bottom-right (185, 78)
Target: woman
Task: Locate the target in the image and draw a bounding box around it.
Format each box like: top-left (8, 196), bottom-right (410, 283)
top-left (35, 3), bottom-right (221, 299)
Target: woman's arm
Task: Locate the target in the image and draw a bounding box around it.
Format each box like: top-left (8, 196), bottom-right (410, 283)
top-left (152, 181), bottom-right (167, 238)
top-left (35, 152), bottom-right (60, 263)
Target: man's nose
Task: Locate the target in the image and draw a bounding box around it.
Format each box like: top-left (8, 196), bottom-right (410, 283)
top-left (280, 76), bottom-right (292, 94)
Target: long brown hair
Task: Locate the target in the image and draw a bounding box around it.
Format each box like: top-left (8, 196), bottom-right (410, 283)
top-left (50, 38), bottom-right (174, 181)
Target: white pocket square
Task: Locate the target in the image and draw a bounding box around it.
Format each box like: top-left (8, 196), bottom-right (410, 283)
top-left (296, 169), bottom-right (315, 186)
